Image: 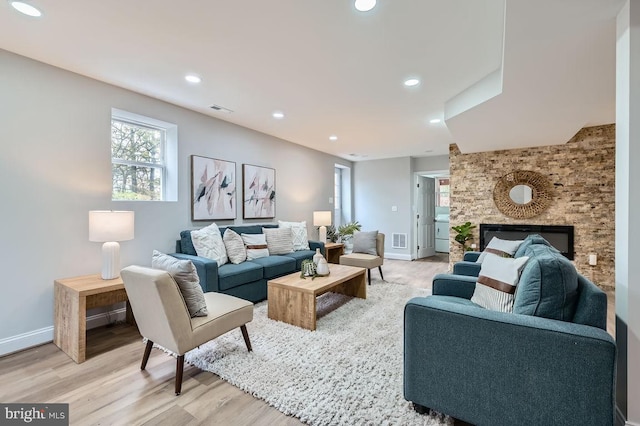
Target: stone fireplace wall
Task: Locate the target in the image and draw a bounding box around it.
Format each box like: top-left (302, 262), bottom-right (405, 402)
top-left (449, 124), bottom-right (615, 290)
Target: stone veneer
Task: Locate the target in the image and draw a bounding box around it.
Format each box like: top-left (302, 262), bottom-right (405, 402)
top-left (449, 124), bottom-right (615, 290)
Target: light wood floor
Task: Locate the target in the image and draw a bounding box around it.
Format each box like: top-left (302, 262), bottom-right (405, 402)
top-left (0, 256), bottom-right (615, 425)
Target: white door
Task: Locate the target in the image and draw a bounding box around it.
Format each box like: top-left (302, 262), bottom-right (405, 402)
top-left (417, 176), bottom-right (436, 258)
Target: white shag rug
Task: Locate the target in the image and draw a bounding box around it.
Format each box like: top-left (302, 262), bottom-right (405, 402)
top-left (185, 282), bottom-right (452, 426)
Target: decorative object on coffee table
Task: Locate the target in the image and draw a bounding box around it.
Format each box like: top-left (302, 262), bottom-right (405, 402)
top-left (316, 258), bottom-right (330, 276)
top-left (242, 164), bottom-right (275, 219)
top-left (300, 259), bottom-right (317, 278)
top-left (191, 155), bottom-right (236, 221)
top-left (493, 170), bottom-right (553, 219)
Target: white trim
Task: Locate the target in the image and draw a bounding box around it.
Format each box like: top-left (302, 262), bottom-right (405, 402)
top-left (0, 326), bottom-right (53, 357)
top-left (626, 422), bottom-right (640, 426)
top-left (0, 308), bottom-right (127, 357)
top-left (384, 252), bottom-right (412, 261)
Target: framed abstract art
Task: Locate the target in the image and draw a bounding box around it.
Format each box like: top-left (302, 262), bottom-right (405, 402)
top-left (191, 155), bottom-right (236, 221)
top-left (242, 164), bottom-right (276, 219)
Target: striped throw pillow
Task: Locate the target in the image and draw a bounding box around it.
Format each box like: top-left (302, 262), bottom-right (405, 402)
top-left (471, 253), bottom-right (529, 312)
top-left (476, 237), bottom-right (524, 263)
top-left (263, 227), bottom-right (294, 255)
top-left (278, 220), bottom-right (310, 251)
top-left (223, 228), bottom-right (247, 264)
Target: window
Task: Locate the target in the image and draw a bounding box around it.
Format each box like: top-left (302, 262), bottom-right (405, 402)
top-left (437, 178), bottom-right (450, 207)
top-left (111, 109), bottom-right (177, 201)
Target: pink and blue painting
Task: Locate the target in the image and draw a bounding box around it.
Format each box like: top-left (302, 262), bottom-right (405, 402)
top-left (243, 164), bottom-right (276, 219)
top-left (191, 155), bottom-right (236, 221)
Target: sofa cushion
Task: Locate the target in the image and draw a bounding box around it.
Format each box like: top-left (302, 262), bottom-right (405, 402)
top-left (476, 237), bottom-right (524, 263)
top-left (250, 255), bottom-right (296, 279)
top-left (471, 253), bottom-right (529, 312)
top-left (278, 220), bottom-right (310, 251)
top-left (152, 250), bottom-right (208, 317)
top-left (513, 244), bottom-right (579, 321)
top-left (263, 227), bottom-right (294, 255)
top-left (282, 250), bottom-right (315, 269)
top-left (514, 234), bottom-right (558, 258)
top-left (217, 261), bottom-right (264, 291)
top-left (223, 228), bottom-right (247, 264)
top-left (191, 223), bottom-right (228, 266)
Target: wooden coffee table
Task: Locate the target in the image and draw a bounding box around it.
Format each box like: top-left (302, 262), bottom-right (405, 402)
top-left (267, 264), bottom-right (366, 330)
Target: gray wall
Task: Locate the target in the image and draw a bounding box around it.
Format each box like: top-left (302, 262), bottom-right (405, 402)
top-left (352, 155), bottom-right (449, 260)
top-left (0, 49), bottom-right (351, 354)
top-left (353, 157), bottom-right (413, 259)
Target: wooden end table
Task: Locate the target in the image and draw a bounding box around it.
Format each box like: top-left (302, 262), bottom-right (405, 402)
top-left (267, 264), bottom-right (366, 330)
top-left (54, 274), bottom-right (135, 363)
top-left (324, 242), bottom-right (344, 264)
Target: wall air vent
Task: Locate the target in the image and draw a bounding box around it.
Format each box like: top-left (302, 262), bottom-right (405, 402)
top-left (209, 104), bottom-right (233, 113)
top-left (392, 233), bottom-right (408, 249)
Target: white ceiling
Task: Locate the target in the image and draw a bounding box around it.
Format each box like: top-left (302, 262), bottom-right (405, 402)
top-left (0, 0), bottom-right (624, 161)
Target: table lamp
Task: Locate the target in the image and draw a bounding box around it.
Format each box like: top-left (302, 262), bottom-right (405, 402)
top-left (89, 210), bottom-right (135, 280)
top-left (313, 211), bottom-right (332, 243)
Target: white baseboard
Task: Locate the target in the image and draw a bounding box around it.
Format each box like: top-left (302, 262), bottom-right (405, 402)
top-left (0, 308), bottom-right (127, 357)
top-left (384, 253), bottom-right (412, 261)
top-left (0, 326), bottom-right (53, 357)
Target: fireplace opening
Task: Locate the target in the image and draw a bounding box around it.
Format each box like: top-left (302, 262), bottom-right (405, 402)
top-left (480, 224), bottom-right (574, 260)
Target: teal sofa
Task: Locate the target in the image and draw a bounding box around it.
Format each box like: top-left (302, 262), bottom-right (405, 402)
top-left (171, 224), bottom-right (324, 303)
top-left (404, 235), bottom-right (616, 426)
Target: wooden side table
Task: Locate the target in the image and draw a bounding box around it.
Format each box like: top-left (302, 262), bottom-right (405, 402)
top-left (324, 242), bottom-right (345, 264)
top-left (54, 274), bottom-right (135, 363)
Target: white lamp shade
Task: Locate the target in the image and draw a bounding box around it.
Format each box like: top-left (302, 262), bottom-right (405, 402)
top-left (313, 211), bottom-right (332, 227)
top-left (89, 211), bottom-right (135, 242)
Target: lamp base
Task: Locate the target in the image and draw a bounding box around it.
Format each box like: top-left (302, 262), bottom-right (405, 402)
top-left (101, 241), bottom-right (121, 280)
top-left (319, 226), bottom-right (327, 243)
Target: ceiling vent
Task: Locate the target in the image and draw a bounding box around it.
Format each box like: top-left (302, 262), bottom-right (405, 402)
top-left (209, 104), bottom-right (233, 113)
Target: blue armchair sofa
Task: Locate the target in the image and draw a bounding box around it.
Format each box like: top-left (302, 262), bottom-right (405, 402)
top-left (171, 224), bottom-right (324, 303)
top-left (404, 236), bottom-right (616, 426)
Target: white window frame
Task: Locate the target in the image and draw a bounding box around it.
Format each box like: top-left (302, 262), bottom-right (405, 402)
top-left (111, 108), bottom-right (178, 202)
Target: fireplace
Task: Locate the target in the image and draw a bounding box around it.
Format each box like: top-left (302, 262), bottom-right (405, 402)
top-left (480, 224), bottom-right (574, 260)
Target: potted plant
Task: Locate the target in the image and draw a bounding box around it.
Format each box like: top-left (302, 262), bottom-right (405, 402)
top-left (337, 221), bottom-right (362, 242)
top-left (451, 221), bottom-right (476, 251)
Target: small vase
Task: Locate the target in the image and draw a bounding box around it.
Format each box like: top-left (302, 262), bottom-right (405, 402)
top-left (313, 248), bottom-right (324, 265)
top-left (316, 258), bottom-right (330, 276)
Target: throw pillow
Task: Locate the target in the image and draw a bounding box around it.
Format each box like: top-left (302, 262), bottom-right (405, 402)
top-left (263, 227), bottom-right (294, 255)
top-left (151, 250), bottom-right (208, 317)
top-left (470, 253), bottom-right (529, 313)
top-left (191, 223), bottom-right (228, 266)
top-left (476, 237), bottom-right (524, 263)
top-left (513, 244), bottom-right (579, 321)
top-left (223, 228), bottom-right (247, 264)
top-left (241, 233), bottom-right (270, 260)
top-left (352, 230), bottom-right (378, 255)
top-left (278, 220), bottom-right (310, 251)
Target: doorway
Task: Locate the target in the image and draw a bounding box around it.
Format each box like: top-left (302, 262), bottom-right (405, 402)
top-left (414, 171), bottom-right (449, 259)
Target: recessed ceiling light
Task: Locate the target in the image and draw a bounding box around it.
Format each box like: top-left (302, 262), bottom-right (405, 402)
top-left (10, 1), bottom-right (42, 17)
top-left (404, 78), bottom-right (420, 87)
top-left (272, 111), bottom-right (285, 119)
top-left (429, 118), bottom-right (441, 124)
top-left (185, 74), bottom-right (201, 84)
top-left (354, 0), bottom-right (376, 12)
top-left (329, 135), bottom-right (338, 141)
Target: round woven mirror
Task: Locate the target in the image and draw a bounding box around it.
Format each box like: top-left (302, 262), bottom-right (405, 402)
top-left (493, 170), bottom-right (552, 219)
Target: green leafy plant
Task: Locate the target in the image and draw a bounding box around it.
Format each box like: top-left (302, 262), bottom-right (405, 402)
top-left (337, 221), bottom-right (362, 241)
top-left (300, 259), bottom-right (318, 280)
top-left (451, 221), bottom-right (476, 251)
top-left (326, 225), bottom-right (338, 243)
